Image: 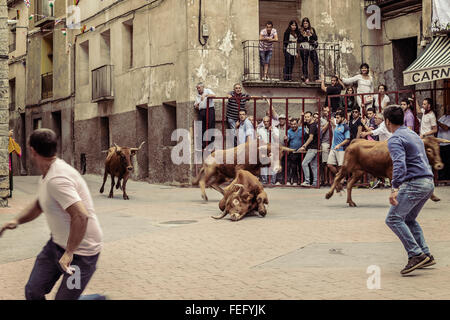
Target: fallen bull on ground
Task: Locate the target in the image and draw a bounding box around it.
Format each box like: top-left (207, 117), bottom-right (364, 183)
top-left (212, 170), bottom-right (269, 221)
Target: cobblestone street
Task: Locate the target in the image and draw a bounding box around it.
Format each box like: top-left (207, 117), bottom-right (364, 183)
top-left (1, 176), bottom-right (449, 300)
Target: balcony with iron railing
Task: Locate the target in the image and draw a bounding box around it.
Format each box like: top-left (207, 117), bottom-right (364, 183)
top-left (242, 40), bottom-right (340, 87)
top-left (34, 0), bottom-right (55, 26)
top-left (92, 65), bottom-right (114, 102)
top-left (41, 72), bottom-right (53, 100)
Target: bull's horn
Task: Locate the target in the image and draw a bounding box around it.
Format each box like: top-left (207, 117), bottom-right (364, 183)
top-left (233, 184), bottom-right (244, 196)
top-left (101, 150), bottom-right (109, 153)
top-left (211, 211), bottom-right (228, 220)
top-left (435, 138), bottom-right (450, 144)
top-left (114, 142), bottom-right (119, 148)
top-left (130, 141), bottom-right (146, 152)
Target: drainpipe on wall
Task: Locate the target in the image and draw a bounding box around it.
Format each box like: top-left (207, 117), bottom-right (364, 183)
top-left (0, 0), bottom-right (10, 201)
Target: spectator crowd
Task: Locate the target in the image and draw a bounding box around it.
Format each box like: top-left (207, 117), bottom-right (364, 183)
top-left (193, 17), bottom-right (450, 187)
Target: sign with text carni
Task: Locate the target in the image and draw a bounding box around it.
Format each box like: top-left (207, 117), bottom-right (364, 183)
top-left (403, 36), bottom-right (450, 86)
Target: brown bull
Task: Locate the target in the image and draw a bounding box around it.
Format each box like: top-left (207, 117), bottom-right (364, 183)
top-left (99, 142), bottom-right (145, 200)
top-left (192, 139), bottom-right (294, 201)
top-left (325, 136), bottom-right (450, 207)
top-left (212, 170), bottom-right (269, 221)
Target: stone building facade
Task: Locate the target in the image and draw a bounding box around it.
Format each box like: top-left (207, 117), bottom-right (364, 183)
top-left (1, 0), bottom-right (9, 198)
top-left (6, 0), bottom-right (448, 184)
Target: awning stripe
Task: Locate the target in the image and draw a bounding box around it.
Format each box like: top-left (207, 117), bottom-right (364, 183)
top-left (405, 36), bottom-right (450, 72)
top-left (403, 36), bottom-right (450, 86)
top-left (415, 40), bottom-right (450, 69)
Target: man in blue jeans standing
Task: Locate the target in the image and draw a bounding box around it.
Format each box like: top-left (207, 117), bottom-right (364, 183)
top-left (384, 105), bottom-right (435, 275)
top-left (298, 111), bottom-right (319, 187)
top-left (0, 129), bottom-right (105, 299)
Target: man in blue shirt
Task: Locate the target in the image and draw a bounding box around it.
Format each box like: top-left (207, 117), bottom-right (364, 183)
top-left (285, 119), bottom-right (303, 186)
top-left (327, 111), bottom-right (350, 179)
top-left (384, 105), bottom-right (435, 275)
top-left (236, 109), bottom-right (255, 145)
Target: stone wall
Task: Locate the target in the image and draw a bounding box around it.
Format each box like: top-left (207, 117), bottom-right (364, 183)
top-left (0, 0), bottom-right (9, 197)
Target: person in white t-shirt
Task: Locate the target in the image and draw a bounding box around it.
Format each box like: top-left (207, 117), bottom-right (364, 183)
top-left (361, 112), bottom-right (392, 141)
top-left (415, 97), bottom-right (437, 138)
top-left (0, 129), bottom-right (104, 300)
top-left (257, 116), bottom-right (280, 184)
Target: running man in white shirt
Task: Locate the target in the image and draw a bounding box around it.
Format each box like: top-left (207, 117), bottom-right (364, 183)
top-left (0, 129), bottom-right (104, 300)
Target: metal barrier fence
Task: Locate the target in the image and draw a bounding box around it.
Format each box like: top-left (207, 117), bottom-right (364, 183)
top-left (194, 87), bottom-right (449, 187)
top-left (242, 40), bottom-right (340, 82)
top-left (327, 87), bottom-right (450, 186)
top-left (196, 97), bottom-right (322, 188)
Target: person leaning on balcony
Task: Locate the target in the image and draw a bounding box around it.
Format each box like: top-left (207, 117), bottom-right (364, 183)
top-left (283, 20), bottom-right (300, 81)
top-left (340, 63), bottom-right (374, 108)
top-left (259, 21), bottom-right (278, 81)
top-left (299, 17), bottom-right (319, 83)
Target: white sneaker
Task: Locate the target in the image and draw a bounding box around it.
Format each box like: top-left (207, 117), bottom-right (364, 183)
top-left (301, 182), bottom-right (311, 187)
top-left (275, 182), bottom-right (281, 185)
top-left (286, 182), bottom-right (292, 186)
top-left (292, 183), bottom-right (298, 186)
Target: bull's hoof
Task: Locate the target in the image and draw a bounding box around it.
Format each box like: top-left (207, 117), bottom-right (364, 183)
top-left (108, 193), bottom-right (114, 198)
top-left (430, 195), bottom-right (441, 202)
top-left (348, 201), bottom-right (357, 207)
top-left (99, 187), bottom-right (104, 194)
top-left (123, 195), bottom-right (129, 200)
top-left (201, 194), bottom-right (208, 201)
top-left (325, 192), bottom-right (333, 199)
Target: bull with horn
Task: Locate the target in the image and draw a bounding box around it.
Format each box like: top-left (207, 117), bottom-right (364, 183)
top-left (100, 141), bottom-right (146, 200)
top-left (212, 170), bottom-right (269, 221)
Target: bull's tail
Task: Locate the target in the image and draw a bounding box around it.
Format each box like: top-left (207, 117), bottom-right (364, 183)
top-left (192, 167), bottom-right (205, 186)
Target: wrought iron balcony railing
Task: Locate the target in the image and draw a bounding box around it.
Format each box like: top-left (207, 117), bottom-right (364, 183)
top-left (242, 40), bottom-right (340, 84)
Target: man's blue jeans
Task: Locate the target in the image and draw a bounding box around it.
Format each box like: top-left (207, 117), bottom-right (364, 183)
top-left (25, 238), bottom-right (100, 300)
top-left (385, 177), bottom-right (434, 258)
top-left (302, 149), bottom-right (318, 186)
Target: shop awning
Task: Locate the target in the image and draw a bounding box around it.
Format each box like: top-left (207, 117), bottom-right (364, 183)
top-left (403, 36), bottom-right (450, 86)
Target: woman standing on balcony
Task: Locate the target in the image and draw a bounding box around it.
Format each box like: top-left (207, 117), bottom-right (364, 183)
top-left (299, 17), bottom-right (319, 83)
top-left (283, 20), bottom-right (300, 81)
top-left (341, 63), bottom-right (374, 108)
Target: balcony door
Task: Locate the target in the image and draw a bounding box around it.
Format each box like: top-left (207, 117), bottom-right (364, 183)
top-left (259, 0), bottom-right (301, 80)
